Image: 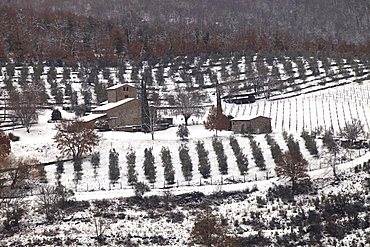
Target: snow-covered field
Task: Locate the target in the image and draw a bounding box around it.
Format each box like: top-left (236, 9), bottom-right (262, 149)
top-left (224, 83), bottom-right (370, 134)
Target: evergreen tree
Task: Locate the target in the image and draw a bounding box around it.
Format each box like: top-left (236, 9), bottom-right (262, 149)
top-left (212, 138), bottom-right (228, 175)
top-left (141, 79), bottom-right (151, 134)
top-left (56, 160), bottom-right (64, 174)
top-left (6, 63), bottom-right (15, 78)
top-left (81, 83), bottom-right (92, 107)
top-left (229, 136), bottom-right (248, 175)
top-left (195, 72), bottom-right (205, 87)
top-left (301, 130), bottom-right (319, 156)
top-left (117, 64), bottom-right (126, 82)
top-left (55, 88), bottom-right (64, 105)
top-left (176, 124), bottom-right (190, 141)
top-left (19, 66), bottom-right (29, 88)
top-left (47, 65), bottom-right (57, 82)
top-left (248, 135), bottom-right (266, 170)
top-left (109, 148), bottom-right (120, 183)
top-left (126, 148), bottom-right (138, 185)
top-left (179, 144), bottom-right (193, 181)
top-left (102, 67), bottom-right (111, 80)
top-left (62, 67), bottom-right (71, 80)
top-left (161, 147), bottom-right (175, 185)
top-left (51, 109), bottom-right (62, 121)
top-left (143, 147), bottom-right (156, 183)
top-left (285, 134), bottom-right (301, 155)
top-left (65, 83), bottom-right (72, 97)
top-left (265, 134), bottom-right (284, 165)
top-left (94, 82), bottom-right (107, 103)
top-left (155, 66), bottom-right (165, 86)
top-left (70, 90), bottom-right (78, 110)
top-left (91, 151), bottom-right (100, 178)
top-left (196, 140), bottom-right (211, 179)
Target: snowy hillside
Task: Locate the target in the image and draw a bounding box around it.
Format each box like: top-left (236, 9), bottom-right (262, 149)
top-left (1, 52), bottom-right (370, 246)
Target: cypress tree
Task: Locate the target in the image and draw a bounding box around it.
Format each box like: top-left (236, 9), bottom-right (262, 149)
top-left (196, 141), bottom-right (211, 179)
top-left (248, 135), bottom-right (266, 170)
top-left (109, 148), bottom-right (120, 183)
top-left (143, 147), bottom-right (156, 183)
top-left (229, 136), bottom-right (248, 175)
top-left (212, 138), bottom-right (228, 175)
top-left (179, 144), bottom-right (193, 181)
top-left (161, 147), bottom-right (175, 184)
top-left (126, 149), bottom-right (137, 185)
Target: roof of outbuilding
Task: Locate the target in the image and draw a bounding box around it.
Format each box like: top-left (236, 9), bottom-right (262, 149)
top-left (231, 115), bottom-right (271, 121)
top-left (91, 98), bottom-right (135, 112)
top-left (80, 113), bottom-right (107, 122)
top-left (107, 83), bottom-right (135, 90)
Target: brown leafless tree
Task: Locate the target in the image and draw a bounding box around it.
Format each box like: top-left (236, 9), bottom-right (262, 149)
top-left (54, 119), bottom-right (99, 159)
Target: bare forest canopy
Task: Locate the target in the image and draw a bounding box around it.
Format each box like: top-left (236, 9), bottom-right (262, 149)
top-left (0, 0), bottom-right (370, 65)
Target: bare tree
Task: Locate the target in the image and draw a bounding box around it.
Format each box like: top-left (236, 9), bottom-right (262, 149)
top-left (0, 156), bottom-right (38, 189)
top-left (54, 119), bottom-right (99, 160)
top-left (172, 87), bottom-right (205, 126)
top-left (340, 119), bottom-right (365, 144)
top-left (322, 129), bottom-right (340, 180)
top-left (8, 85), bottom-right (40, 133)
top-left (189, 204), bottom-right (238, 247)
top-left (0, 195), bottom-right (26, 232)
top-left (37, 185), bottom-right (69, 222)
top-left (275, 149), bottom-right (309, 199)
top-left (93, 216), bottom-right (109, 244)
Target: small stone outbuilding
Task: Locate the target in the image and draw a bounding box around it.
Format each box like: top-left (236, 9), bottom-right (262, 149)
top-left (231, 116), bottom-right (272, 134)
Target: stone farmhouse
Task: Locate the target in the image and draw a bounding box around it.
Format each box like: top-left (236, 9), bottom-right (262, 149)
top-left (231, 115), bottom-right (272, 134)
top-left (82, 84), bottom-right (147, 130)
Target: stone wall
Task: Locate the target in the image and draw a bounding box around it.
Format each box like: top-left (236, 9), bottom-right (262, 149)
top-left (232, 117), bottom-right (272, 134)
top-left (106, 99), bottom-right (142, 128)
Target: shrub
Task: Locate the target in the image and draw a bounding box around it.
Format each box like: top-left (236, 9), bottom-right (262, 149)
top-left (8, 133), bottom-right (20, 142)
top-left (3, 200), bottom-right (25, 232)
top-left (176, 124), bottom-right (190, 140)
top-left (51, 108), bottom-right (62, 121)
top-left (134, 182), bottom-right (150, 198)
